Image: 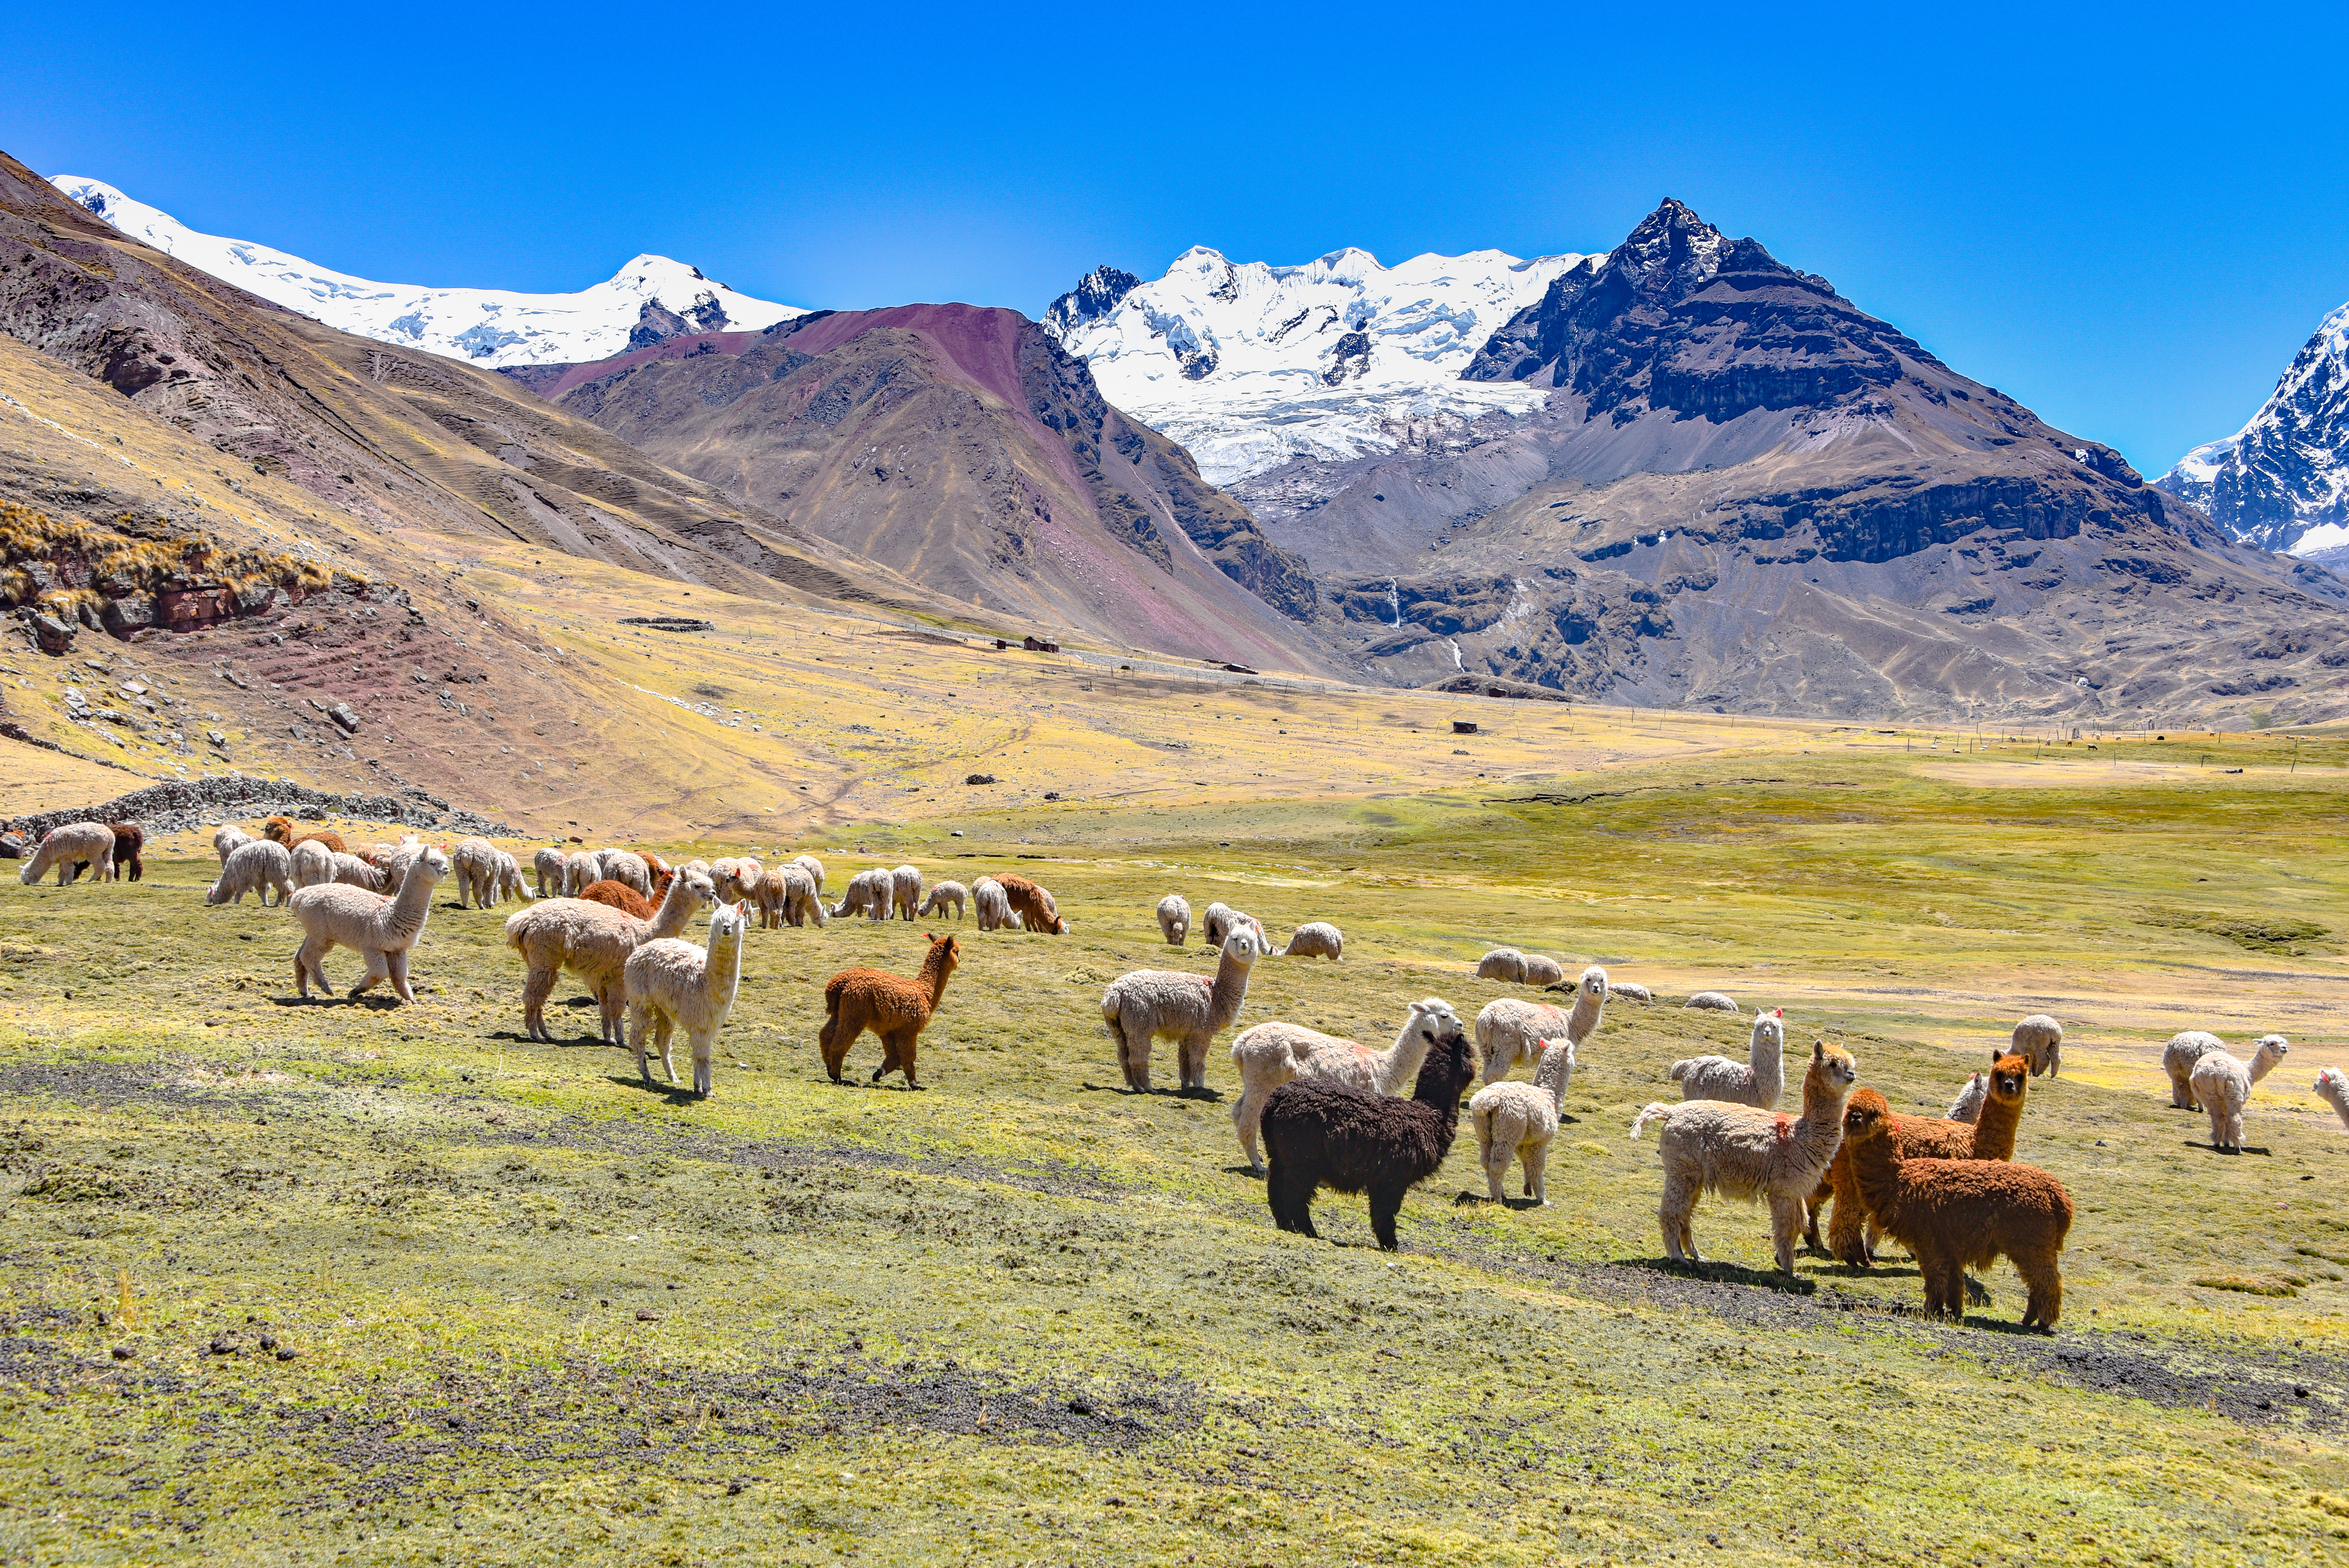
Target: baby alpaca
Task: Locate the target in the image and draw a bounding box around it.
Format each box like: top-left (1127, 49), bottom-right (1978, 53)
top-left (1229, 999), bottom-right (1467, 1173)
top-left (2012, 1014), bottom-right (2064, 1077)
top-left (1683, 991), bottom-right (1739, 1014)
top-left (2191, 1034), bottom-right (2289, 1152)
top-left (289, 846), bottom-right (451, 1002)
top-left (1480, 968), bottom-right (1607, 1084)
top-left (1261, 1023), bottom-right (1481, 1251)
top-left (1670, 1008), bottom-right (1787, 1108)
top-left (1157, 894), bottom-right (1191, 946)
top-left (1202, 902), bottom-right (1262, 949)
top-left (820, 933), bottom-right (961, 1087)
top-left (1470, 1037), bottom-right (1574, 1204)
top-left (2315, 1067), bottom-right (2349, 1129)
top-left (1277, 921), bottom-right (1344, 960)
top-left (18, 822), bottom-right (119, 886)
top-left (207, 839), bottom-right (293, 906)
top-left (890, 864), bottom-right (925, 921)
top-left (1102, 928), bottom-right (1264, 1092)
top-left (972, 877), bottom-right (1021, 932)
top-left (626, 900), bottom-right (750, 1097)
top-left (107, 822), bottom-right (144, 882)
top-left (918, 880), bottom-right (966, 921)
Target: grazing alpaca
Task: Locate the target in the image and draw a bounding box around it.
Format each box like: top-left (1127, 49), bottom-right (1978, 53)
top-left (533, 845), bottom-right (569, 899)
top-left (329, 851), bottom-right (388, 891)
top-left (1810, 1050), bottom-right (2032, 1265)
top-left (972, 877), bottom-right (1021, 932)
top-left (1840, 1089), bottom-right (2073, 1330)
top-left (213, 823), bottom-right (253, 864)
top-left (1202, 902), bottom-right (1263, 949)
top-left (792, 853), bottom-right (825, 894)
top-left (918, 880), bottom-right (966, 921)
top-left (2012, 1014), bottom-right (2064, 1077)
top-left (579, 878), bottom-right (654, 918)
top-left (2315, 1067), bottom-right (2349, 1129)
top-left (1476, 947), bottom-right (1527, 981)
top-left (288, 846), bottom-right (450, 1002)
top-left (1671, 1008), bottom-right (1787, 1108)
top-left (207, 839), bottom-right (293, 906)
top-left (561, 850), bottom-right (604, 898)
top-left (1480, 967), bottom-right (1607, 1084)
top-left (996, 873), bottom-right (1069, 934)
top-left (1471, 1037), bottom-right (1574, 1204)
top-left (626, 900), bottom-right (750, 1096)
top-left (890, 864), bottom-right (924, 921)
top-left (1605, 980), bottom-right (1654, 1005)
top-left (1683, 991), bottom-right (1739, 1014)
top-left (777, 865), bottom-right (829, 927)
top-left (504, 868), bottom-right (717, 1043)
top-left (1229, 999), bottom-right (1467, 1174)
top-left (2192, 1034), bottom-right (2290, 1152)
top-left (2163, 1031), bottom-right (2239, 1110)
top-left (263, 817), bottom-right (349, 856)
top-left (1261, 1023), bottom-right (1481, 1251)
top-left (107, 822), bottom-right (144, 882)
top-left (592, 850), bottom-right (652, 898)
top-left (1629, 1041), bottom-right (1859, 1273)
top-left (831, 867), bottom-right (893, 923)
top-left (18, 822), bottom-right (119, 886)
top-left (820, 933), bottom-right (960, 1087)
top-left (1101, 929), bottom-right (1264, 1092)
top-left (289, 838), bottom-right (334, 890)
top-left (453, 837), bottom-right (501, 908)
top-left (1519, 954), bottom-right (1567, 986)
top-left (492, 848), bottom-right (532, 905)
top-left (1157, 894), bottom-right (1191, 946)
top-left (1277, 921), bottom-right (1344, 960)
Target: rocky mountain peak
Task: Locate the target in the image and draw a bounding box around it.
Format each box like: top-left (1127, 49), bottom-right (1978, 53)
top-left (1043, 264), bottom-right (1141, 335)
top-left (2156, 300), bottom-right (2349, 553)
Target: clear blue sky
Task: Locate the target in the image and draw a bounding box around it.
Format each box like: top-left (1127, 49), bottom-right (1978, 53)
top-left (6, 1), bottom-right (2346, 474)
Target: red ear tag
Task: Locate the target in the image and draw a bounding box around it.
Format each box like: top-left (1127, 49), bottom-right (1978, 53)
top-left (1773, 1115), bottom-right (1793, 1143)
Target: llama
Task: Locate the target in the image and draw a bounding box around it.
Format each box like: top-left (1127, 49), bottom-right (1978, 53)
top-left (1840, 1088), bottom-right (2073, 1330)
top-left (1157, 894), bottom-right (1191, 946)
top-left (1102, 928), bottom-right (1264, 1093)
top-left (792, 853), bottom-right (825, 894)
top-left (17, 822), bottom-right (118, 886)
top-left (1670, 1008), bottom-right (1787, 1108)
top-left (2315, 1067), bottom-right (2349, 1129)
top-left (289, 839), bottom-right (334, 890)
top-left (820, 933), bottom-right (960, 1087)
top-left (1480, 968), bottom-right (1607, 1083)
top-left (1628, 1041), bottom-right (1859, 1273)
top-left (1470, 1037), bottom-right (1575, 1204)
top-left (996, 873), bottom-right (1068, 934)
top-left (1947, 1072), bottom-right (1988, 1123)
top-left (2012, 1014), bottom-right (2064, 1077)
top-left (1684, 992), bottom-right (1739, 1014)
top-left (107, 822), bottom-right (144, 882)
top-left (453, 837), bottom-right (502, 908)
top-left (262, 817), bottom-right (349, 856)
top-left (213, 823), bottom-right (253, 864)
top-left (207, 839), bottom-right (293, 906)
top-left (504, 868), bottom-right (717, 1043)
top-left (626, 900), bottom-right (750, 1097)
top-left (890, 864), bottom-right (924, 921)
top-left (1229, 999), bottom-right (1468, 1174)
top-left (1607, 981), bottom-right (1654, 1005)
top-left (2163, 1031), bottom-right (2233, 1110)
top-left (972, 877), bottom-right (1020, 932)
top-left (579, 879), bottom-right (654, 918)
top-left (288, 846), bottom-right (451, 1002)
top-left (329, 851), bottom-right (388, 891)
top-left (1277, 921), bottom-right (1344, 960)
top-left (2192, 1034), bottom-right (2290, 1152)
top-left (1810, 1049), bottom-right (2032, 1266)
top-left (1261, 1023), bottom-right (1481, 1251)
top-left (533, 845), bottom-right (569, 899)
top-left (831, 867), bottom-right (894, 923)
top-left (918, 880), bottom-right (966, 921)
top-left (1202, 902), bottom-right (1261, 949)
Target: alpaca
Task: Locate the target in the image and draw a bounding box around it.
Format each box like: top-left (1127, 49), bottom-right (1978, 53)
top-left (17, 822), bottom-right (118, 886)
top-left (453, 837), bottom-right (502, 908)
top-left (1202, 902), bottom-right (1262, 949)
top-left (207, 839), bottom-right (293, 906)
top-left (2012, 1014), bottom-right (2064, 1077)
top-left (1480, 968), bottom-right (1606, 1083)
top-left (793, 853), bottom-right (825, 894)
top-left (776, 865), bottom-right (828, 928)
top-left (579, 879), bottom-right (654, 918)
top-left (1261, 1023), bottom-right (1481, 1251)
top-left (329, 851), bottom-right (389, 891)
top-left (1229, 999), bottom-right (1468, 1174)
top-left (213, 823), bottom-right (253, 865)
top-left (2315, 1067), bottom-right (2349, 1129)
top-left (380, 836), bottom-right (431, 882)
top-left (288, 846), bottom-right (451, 1002)
top-left (1607, 981), bottom-right (1655, 1005)
top-left (1948, 1072), bottom-right (1988, 1123)
top-left (1684, 992), bottom-right (1739, 1014)
top-left (918, 880), bottom-right (966, 921)
top-left (1811, 1050), bottom-right (2032, 1265)
top-left (820, 933), bottom-right (960, 1087)
top-left (1476, 948), bottom-right (1527, 982)
top-left (533, 845), bottom-right (569, 899)
top-left (289, 838), bottom-right (335, 890)
top-left (830, 866), bottom-right (893, 923)
top-left (626, 900), bottom-right (750, 1096)
top-left (1628, 1041), bottom-right (1859, 1273)
top-left (262, 817), bottom-right (349, 856)
top-left (2192, 1035), bottom-right (2290, 1152)
top-left (1471, 1037), bottom-right (1575, 1204)
top-left (1277, 921), bottom-right (1344, 960)
top-left (972, 877), bottom-right (1021, 932)
top-left (996, 873), bottom-right (1068, 935)
top-left (1520, 954), bottom-right (1567, 986)
top-left (599, 851), bottom-right (654, 898)
top-left (2163, 1031), bottom-right (2232, 1110)
top-left (1157, 894), bottom-right (1191, 946)
top-left (107, 822), bottom-right (144, 882)
top-left (1670, 1008), bottom-right (1787, 1108)
top-left (1101, 929), bottom-right (1264, 1093)
top-left (561, 849), bottom-right (604, 898)
top-left (710, 857), bottom-right (763, 904)
top-left (492, 849), bottom-right (533, 905)
top-left (1840, 1088), bottom-right (2073, 1330)
top-left (504, 868), bottom-right (717, 1043)
top-left (890, 864), bottom-right (924, 921)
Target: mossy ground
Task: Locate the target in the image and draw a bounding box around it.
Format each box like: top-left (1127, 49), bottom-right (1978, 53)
top-left (2, 756), bottom-right (2347, 1564)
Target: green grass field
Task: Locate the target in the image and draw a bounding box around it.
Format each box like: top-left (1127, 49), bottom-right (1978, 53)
top-left (2, 756), bottom-right (2347, 1564)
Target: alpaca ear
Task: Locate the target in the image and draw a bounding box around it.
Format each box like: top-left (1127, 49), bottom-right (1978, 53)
top-left (1813, 1040), bottom-right (1824, 1061)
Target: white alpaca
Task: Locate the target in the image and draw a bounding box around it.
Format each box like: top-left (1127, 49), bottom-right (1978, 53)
top-left (626, 900), bottom-right (749, 1097)
top-left (1947, 1071), bottom-right (1989, 1123)
top-left (1477, 947), bottom-right (1528, 981)
top-left (779, 865), bottom-right (829, 927)
top-left (453, 837), bottom-right (501, 908)
top-left (2191, 1035), bottom-right (2289, 1152)
top-left (2162, 1030), bottom-right (2231, 1110)
top-left (793, 853), bottom-right (825, 894)
top-left (1629, 1041), bottom-right (1861, 1273)
top-left (831, 867), bottom-right (894, 922)
top-left (973, 877), bottom-right (1022, 931)
top-left (890, 864), bottom-right (924, 920)
top-left (288, 846), bottom-right (451, 1002)
top-left (1608, 981), bottom-right (1654, 1005)
top-left (2012, 1014), bottom-right (2064, 1077)
top-left (329, 851), bottom-right (388, 891)
top-left (1480, 967), bottom-right (1607, 1083)
top-left (18, 822), bottom-right (117, 886)
top-left (505, 869), bottom-right (718, 1042)
top-left (1471, 1037), bottom-right (1576, 1204)
top-left (1228, 998), bottom-right (1466, 1173)
top-left (289, 837), bottom-right (335, 890)
top-left (2314, 1067), bottom-right (2349, 1130)
top-left (919, 880), bottom-right (967, 921)
top-left (1684, 991), bottom-right (1739, 1014)
top-left (600, 850), bottom-right (653, 898)
top-left (1201, 902), bottom-right (1264, 949)
top-left (1519, 953), bottom-right (1566, 986)
top-left (533, 845), bottom-right (569, 898)
top-left (1101, 928), bottom-right (1263, 1093)
top-left (492, 848), bottom-right (533, 904)
top-left (207, 839), bottom-right (292, 906)
top-left (710, 857), bottom-right (763, 904)
top-left (561, 849), bottom-right (604, 897)
top-left (212, 824), bottom-right (253, 864)
top-left (1277, 921), bottom-right (1344, 960)
top-left (1670, 1008), bottom-right (1787, 1108)
top-left (1157, 894), bottom-right (1191, 946)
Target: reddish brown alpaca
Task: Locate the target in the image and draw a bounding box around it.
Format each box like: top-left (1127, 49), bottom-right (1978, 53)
top-left (1841, 1088), bottom-right (2073, 1331)
top-left (262, 816), bottom-right (351, 856)
top-left (820, 934), bottom-right (961, 1087)
top-left (579, 879), bottom-right (654, 919)
top-left (1808, 1050), bottom-right (2031, 1264)
top-left (994, 874), bottom-right (1069, 935)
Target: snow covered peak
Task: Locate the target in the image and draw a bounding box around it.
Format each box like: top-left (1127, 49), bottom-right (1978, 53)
top-left (49, 175), bottom-right (807, 369)
top-left (2156, 299), bottom-right (2349, 553)
top-left (1043, 242), bottom-right (1597, 485)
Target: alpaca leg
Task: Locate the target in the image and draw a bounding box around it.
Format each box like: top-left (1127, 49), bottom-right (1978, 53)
top-left (894, 1030), bottom-right (920, 1089)
top-left (1178, 1033), bottom-right (1208, 1093)
top-left (601, 984), bottom-right (629, 1047)
top-left (523, 962), bottom-right (556, 1042)
top-left (349, 950), bottom-right (389, 999)
top-left (1368, 1182), bottom-right (1407, 1251)
top-left (1478, 1115), bottom-right (1508, 1203)
top-left (1524, 1137), bottom-right (1550, 1206)
top-left (386, 950), bottom-right (413, 1003)
top-left (656, 1014), bottom-right (677, 1085)
top-left (1115, 1013), bottom-right (1150, 1092)
top-left (1769, 1196), bottom-right (1804, 1274)
top-left (2021, 1253), bottom-right (2062, 1331)
top-left (2204, 1103), bottom-right (2227, 1149)
top-left (1232, 1087), bottom-right (1263, 1174)
top-left (692, 1029), bottom-right (713, 1098)
top-left (1658, 1173), bottom-right (1697, 1262)
top-left (628, 1002), bottom-right (653, 1082)
top-left (819, 1010), bottom-right (850, 1082)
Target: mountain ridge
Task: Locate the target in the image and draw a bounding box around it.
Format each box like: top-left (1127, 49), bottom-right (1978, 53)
top-left (2155, 301), bottom-right (2349, 557)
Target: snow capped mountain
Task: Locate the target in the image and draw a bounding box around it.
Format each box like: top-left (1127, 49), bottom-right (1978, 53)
top-left (1042, 244), bottom-right (1596, 486)
top-left (2156, 300), bottom-right (2349, 554)
top-left (48, 176), bottom-right (805, 368)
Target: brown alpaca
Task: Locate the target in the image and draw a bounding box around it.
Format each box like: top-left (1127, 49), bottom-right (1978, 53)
top-left (820, 934), bottom-right (960, 1087)
top-left (1809, 1050), bottom-right (2032, 1265)
top-left (263, 816), bottom-right (350, 856)
top-left (994, 874), bottom-right (1069, 935)
top-left (106, 822), bottom-right (144, 882)
top-left (1840, 1088), bottom-right (2072, 1331)
top-left (579, 879), bottom-right (654, 919)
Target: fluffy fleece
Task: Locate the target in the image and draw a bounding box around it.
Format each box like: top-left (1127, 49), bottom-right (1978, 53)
top-left (890, 864), bottom-right (925, 921)
top-left (2164, 1030), bottom-right (2252, 1112)
top-left (1229, 999), bottom-right (1466, 1174)
top-left (2012, 1014), bottom-right (2064, 1077)
top-left (820, 933), bottom-right (960, 1087)
top-left (1277, 921), bottom-right (1344, 960)
top-left (1261, 1023), bottom-right (1481, 1251)
top-left (626, 900), bottom-right (750, 1096)
top-left (996, 873), bottom-right (1069, 935)
top-left (1201, 902), bottom-right (1264, 950)
top-left (504, 869), bottom-right (716, 1043)
top-left (263, 817), bottom-right (348, 856)
top-left (1479, 967), bottom-right (1607, 1084)
top-left (918, 880), bottom-right (966, 921)
top-left (207, 839), bottom-right (292, 906)
top-left (1629, 1041), bottom-right (1859, 1273)
top-left (18, 821), bottom-right (119, 886)
top-left (831, 867), bottom-right (895, 923)
top-left (288, 847), bottom-right (451, 1002)
top-left (453, 837), bottom-right (502, 908)
top-left (213, 824), bottom-right (254, 865)
top-left (579, 879), bottom-right (654, 918)
top-left (1683, 991), bottom-right (1739, 1013)
top-left (1470, 1036), bottom-right (1575, 1204)
top-left (1810, 1050), bottom-right (2031, 1265)
top-left (2191, 1034), bottom-right (2290, 1152)
top-left (1840, 1088), bottom-right (2073, 1330)
top-left (329, 851), bottom-right (388, 891)
top-left (1948, 1072), bottom-right (1989, 1123)
top-left (1102, 928), bottom-right (1263, 1093)
top-left (1157, 894), bottom-right (1191, 946)
top-left (600, 851), bottom-right (653, 898)
top-left (1671, 1008), bottom-right (1787, 1108)
top-left (972, 877), bottom-right (1021, 932)
top-left (2315, 1067), bottom-right (2349, 1129)
top-left (533, 846), bottom-right (569, 899)
top-left (1475, 947), bottom-right (1565, 985)
top-left (710, 857), bottom-right (764, 905)
top-left (107, 822), bottom-right (144, 882)
top-left (792, 853), bottom-right (825, 893)
top-left (288, 839), bottom-right (334, 890)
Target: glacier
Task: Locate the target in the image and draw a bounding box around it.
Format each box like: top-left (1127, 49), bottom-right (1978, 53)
top-left (48, 176), bottom-right (805, 369)
top-left (2156, 300), bottom-right (2349, 554)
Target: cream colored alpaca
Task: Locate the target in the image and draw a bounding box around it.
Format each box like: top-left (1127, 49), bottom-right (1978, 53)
top-left (207, 839), bottom-right (292, 905)
top-left (626, 900), bottom-right (749, 1097)
top-left (2314, 1067), bottom-right (2349, 1130)
top-left (1476, 947), bottom-right (1528, 981)
top-left (1947, 1071), bottom-right (1989, 1123)
top-left (793, 853), bottom-right (825, 893)
top-left (1471, 1037), bottom-right (1575, 1204)
top-left (453, 837), bottom-right (501, 907)
top-left (1101, 928), bottom-right (1263, 1092)
top-left (1157, 894), bottom-right (1191, 945)
top-left (832, 867), bottom-right (893, 923)
top-left (710, 857), bottom-right (763, 904)
top-left (289, 837), bottom-right (335, 890)
top-left (1228, 998), bottom-right (1466, 1173)
top-left (19, 822), bottom-right (118, 886)
top-left (2163, 1030), bottom-right (2230, 1110)
top-left (329, 851), bottom-right (388, 891)
top-left (288, 846), bottom-right (450, 1002)
top-left (1629, 1041), bottom-right (1861, 1273)
top-left (890, 864), bottom-right (924, 921)
top-left (919, 880), bottom-right (967, 921)
top-left (1479, 967), bottom-right (1607, 1084)
top-left (492, 849), bottom-right (532, 905)
top-left (1608, 981), bottom-right (1654, 1005)
top-left (2191, 1035), bottom-right (2289, 1152)
top-left (778, 865), bottom-right (828, 927)
top-left (599, 850), bottom-right (653, 898)
top-left (1201, 902), bottom-right (1263, 948)
top-left (973, 877), bottom-right (1021, 931)
top-left (1684, 991), bottom-right (1739, 1013)
top-left (1670, 1008), bottom-right (1787, 1108)
top-left (2012, 1014), bottom-right (2064, 1077)
top-left (561, 849), bottom-right (604, 897)
top-left (504, 868), bottom-right (717, 1043)
top-left (1277, 921), bottom-right (1344, 960)
top-left (533, 845), bottom-right (569, 898)
top-left (212, 824), bottom-right (253, 864)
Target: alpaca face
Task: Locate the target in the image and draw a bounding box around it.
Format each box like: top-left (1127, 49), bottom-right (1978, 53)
top-left (1753, 1009), bottom-right (1784, 1051)
top-left (2318, 1067), bottom-right (2348, 1096)
top-left (1410, 999), bottom-right (1466, 1048)
top-left (1580, 966), bottom-right (1608, 999)
top-left (1811, 1041), bottom-right (1857, 1088)
top-left (1987, 1052), bottom-right (2028, 1105)
top-left (1842, 1089), bottom-right (1891, 1140)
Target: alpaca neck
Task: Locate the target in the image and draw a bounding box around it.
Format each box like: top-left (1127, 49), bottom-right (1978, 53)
top-left (649, 878), bottom-right (702, 939)
top-left (2247, 1048), bottom-right (2284, 1085)
top-left (1749, 1029), bottom-right (1785, 1104)
top-left (1848, 1132), bottom-right (1904, 1221)
top-left (1969, 1085), bottom-right (2026, 1159)
top-left (705, 925), bottom-right (745, 1012)
top-left (1566, 989), bottom-right (1604, 1045)
top-left (383, 860), bottom-right (438, 945)
top-left (1793, 1067), bottom-right (1853, 1152)
top-left (1206, 951), bottom-right (1254, 1030)
top-left (917, 948), bottom-right (956, 1009)
top-left (1409, 1062), bottom-right (1470, 1155)
top-left (1371, 1019), bottom-right (1437, 1096)
top-left (1533, 1042), bottom-right (1573, 1108)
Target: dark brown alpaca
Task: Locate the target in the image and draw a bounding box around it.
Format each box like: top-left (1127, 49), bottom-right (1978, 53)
top-left (1808, 1050), bottom-right (2031, 1264)
top-left (1261, 1021), bottom-right (1479, 1251)
top-left (262, 816), bottom-right (349, 856)
top-left (820, 934), bottom-right (961, 1087)
top-left (993, 874), bottom-right (1068, 935)
top-left (106, 822), bottom-right (144, 882)
top-left (1841, 1088), bottom-right (2073, 1331)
